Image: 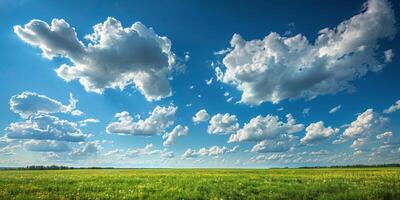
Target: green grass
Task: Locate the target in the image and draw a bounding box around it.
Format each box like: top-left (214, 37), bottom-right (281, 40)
top-left (0, 168), bottom-right (399, 200)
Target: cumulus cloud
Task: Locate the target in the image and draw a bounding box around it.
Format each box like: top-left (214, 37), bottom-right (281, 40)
top-left (229, 114), bottom-right (303, 142)
top-left (14, 17), bottom-right (177, 101)
top-left (208, 113), bottom-right (239, 135)
top-left (5, 114), bottom-right (88, 142)
top-left (106, 105), bottom-right (177, 135)
top-left (69, 141), bottom-right (102, 158)
top-left (329, 105), bottom-right (342, 114)
top-left (251, 135), bottom-right (297, 153)
top-left (350, 138), bottom-right (371, 151)
top-left (383, 99), bottom-right (400, 113)
top-left (335, 108), bottom-right (395, 153)
top-left (162, 125), bottom-right (188, 146)
top-left (23, 140), bottom-right (70, 152)
top-left (9, 91), bottom-right (77, 118)
top-left (301, 121), bottom-right (339, 145)
top-left (182, 145), bottom-right (239, 158)
top-left (342, 109), bottom-right (388, 139)
top-left (3, 92), bottom-right (97, 159)
top-left (218, 0), bottom-right (396, 105)
top-left (192, 109), bottom-right (210, 125)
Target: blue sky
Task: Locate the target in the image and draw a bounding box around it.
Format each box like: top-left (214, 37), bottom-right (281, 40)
top-left (0, 0), bottom-right (399, 167)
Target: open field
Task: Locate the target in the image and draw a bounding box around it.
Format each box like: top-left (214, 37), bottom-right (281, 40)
top-left (0, 168), bottom-right (399, 200)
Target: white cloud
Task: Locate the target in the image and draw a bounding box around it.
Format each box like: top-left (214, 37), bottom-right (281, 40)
top-left (229, 114), bottom-right (303, 142)
top-left (0, 145), bottom-right (18, 156)
top-left (184, 52), bottom-right (190, 62)
top-left (208, 113), bottom-right (239, 135)
top-left (224, 92), bottom-right (230, 97)
top-left (69, 141), bottom-right (102, 158)
top-left (182, 145), bottom-right (239, 158)
top-left (15, 17), bottom-right (177, 101)
top-left (214, 48), bottom-right (231, 55)
top-left (350, 138), bottom-right (371, 151)
top-left (205, 78), bottom-right (213, 85)
top-left (384, 49), bottom-right (394, 63)
top-left (123, 144), bottom-right (173, 159)
top-left (342, 109), bottom-right (388, 139)
top-left (251, 135), bottom-right (297, 153)
top-left (9, 91), bottom-right (77, 118)
top-left (329, 105), bottom-right (342, 114)
top-left (335, 108), bottom-right (395, 153)
top-left (23, 140), bottom-right (70, 152)
top-left (215, 67), bottom-right (224, 81)
top-left (192, 109), bottom-right (210, 125)
top-left (301, 121), bottom-right (339, 145)
top-left (79, 118), bottom-right (100, 127)
top-left (309, 150), bottom-right (330, 156)
top-left (71, 109), bottom-right (84, 116)
top-left (160, 151), bottom-right (175, 159)
top-left (5, 114), bottom-right (88, 142)
top-left (106, 105), bottom-right (177, 135)
top-left (376, 131), bottom-right (393, 140)
top-left (226, 97), bottom-right (233, 102)
top-left (125, 144), bottom-right (158, 157)
top-left (218, 0), bottom-right (396, 105)
top-left (383, 99), bottom-right (400, 113)
top-left (162, 125), bottom-right (188, 146)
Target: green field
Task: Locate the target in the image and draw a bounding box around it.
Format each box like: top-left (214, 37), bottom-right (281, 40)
top-left (0, 168), bottom-right (399, 200)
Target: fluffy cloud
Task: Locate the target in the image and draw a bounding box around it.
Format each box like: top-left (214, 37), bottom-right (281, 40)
top-left (383, 99), bottom-right (400, 114)
top-left (229, 114), bottom-right (303, 142)
top-left (218, 0), bottom-right (396, 105)
top-left (106, 105), bottom-right (177, 135)
top-left (163, 125), bottom-right (188, 146)
top-left (329, 105), bottom-right (341, 114)
top-left (208, 113), bottom-right (239, 135)
top-left (9, 92), bottom-right (78, 118)
top-left (182, 145), bottom-right (239, 158)
top-left (192, 109), bottom-right (210, 124)
top-left (301, 121), bottom-right (339, 145)
top-left (342, 109), bottom-right (388, 139)
top-left (23, 140), bottom-right (70, 152)
top-left (5, 114), bottom-right (88, 142)
top-left (3, 92), bottom-right (97, 159)
top-left (69, 141), bottom-right (102, 158)
top-left (14, 17), bottom-right (177, 101)
top-left (251, 135), bottom-right (297, 153)
top-left (350, 138), bottom-right (371, 151)
top-left (335, 108), bottom-right (395, 154)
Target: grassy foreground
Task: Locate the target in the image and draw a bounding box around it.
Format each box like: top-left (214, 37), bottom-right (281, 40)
top-left (0, 168), bottom-right (399, 200)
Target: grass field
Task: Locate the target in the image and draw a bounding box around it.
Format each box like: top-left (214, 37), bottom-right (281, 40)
top-left (0, 168), bottom-right (399, 200)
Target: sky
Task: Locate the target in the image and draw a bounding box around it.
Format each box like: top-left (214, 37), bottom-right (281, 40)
top-left (0, 0), bottom-right (399, 168)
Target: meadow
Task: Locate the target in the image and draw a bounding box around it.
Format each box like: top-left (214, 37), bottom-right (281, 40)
top-left (0, 168), bottom-right (399, 200)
